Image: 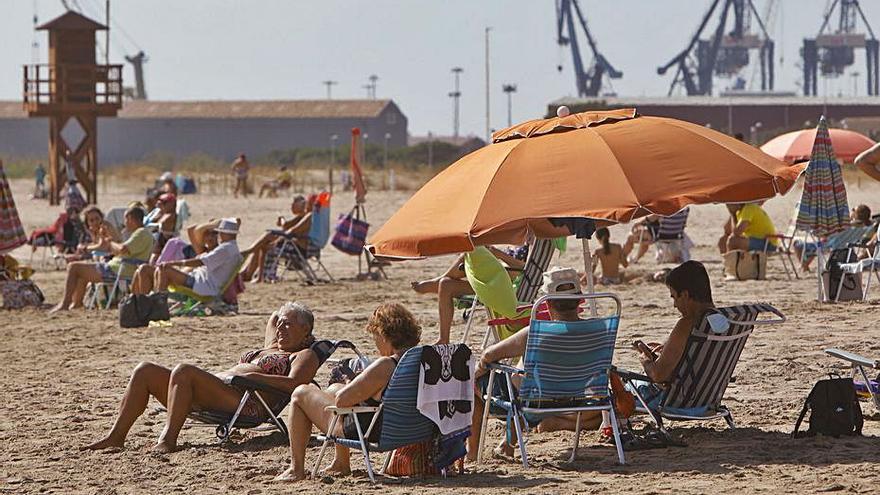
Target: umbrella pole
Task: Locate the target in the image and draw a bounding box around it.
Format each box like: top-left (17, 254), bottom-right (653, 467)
top-left (581, 238), bottom-right (598, 316)
top-left (813, 231), bottom-right (826, 303)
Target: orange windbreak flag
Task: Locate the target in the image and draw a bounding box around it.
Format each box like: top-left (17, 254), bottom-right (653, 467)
top-left (351, 128), bottom-right (367, 204)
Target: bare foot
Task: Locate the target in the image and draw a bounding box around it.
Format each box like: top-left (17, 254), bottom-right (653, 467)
top-left (48, 302), bottom-right (68, 314)
top-left (321, 460), bottom-right (351, 476)
top-left (81, 437), bottom-right (124, 451)
top-left (410, 280), bottom-right (433, 294)
top-left (152, 440), bottom-right (177, 453)
top-left (273, 467), bottom-right (307, 482)
top-left (492, 441), bottom-right (515, 460)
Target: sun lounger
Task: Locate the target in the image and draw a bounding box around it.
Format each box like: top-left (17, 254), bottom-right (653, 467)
top-left (653, 208), bottom-right (691, 263)
top-left (311, 344), bottom-right (449, 483)
top-left (477, 293), bottom-right (625, 466)
top-left (618, 303), bottom-right (785, 432)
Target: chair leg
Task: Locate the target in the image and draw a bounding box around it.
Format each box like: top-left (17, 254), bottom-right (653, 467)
top-left (568, 412), bottom-right (581, 463)
top-left (381, 451), bottom-right (393, 475)
top-left (311, 415), bottom-right (338, 478)
top-left (863, 268), bottom-right (874, 302)
top-left (722, 407), bottom-right (735, 429)
top-left (835, 274), bottom-right (846, 302)
top-left (352, 412), bottom-right (376, 483)
top-left (512, 410), bottom-right (528, 468)
top-left (476, 372), bottom-right (495, 464)
top-left (608, 406), bottom-right (626, 465)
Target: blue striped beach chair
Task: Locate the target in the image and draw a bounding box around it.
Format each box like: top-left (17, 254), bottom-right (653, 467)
top-left (618, 303), bottom-right (785, 432)
top-left (311, 345), bottom-right (449, 483)
top-left (476, 293), bottom-right (625, 466)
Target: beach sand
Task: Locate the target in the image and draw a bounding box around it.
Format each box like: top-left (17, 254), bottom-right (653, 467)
top-left (2, 176), bottom-right (880, 494)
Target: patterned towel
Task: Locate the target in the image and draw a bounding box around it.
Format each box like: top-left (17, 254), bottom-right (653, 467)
top-left (417, 344), bottom-right (473, 435)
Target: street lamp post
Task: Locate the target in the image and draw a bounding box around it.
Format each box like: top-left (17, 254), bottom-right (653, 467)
top-left (362, 133), bottom-right (369, 167)
top-left (450, 67), bottom-right (463, 138)
top-left (383, 132), bottom-right (391, 168)
top-left (427, 131), bottom-right (434, 168)
top-left (749, 122), bottom-right (763, 145)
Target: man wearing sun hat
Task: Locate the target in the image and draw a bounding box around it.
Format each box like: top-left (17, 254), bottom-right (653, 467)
top-left (467, 266), bottom-right (591, 460)
top-left (155, 218), bottom-right (243, 297)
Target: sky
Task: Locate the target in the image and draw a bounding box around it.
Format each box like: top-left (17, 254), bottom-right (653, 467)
top-left (2, 0), bottom-right (878, 138)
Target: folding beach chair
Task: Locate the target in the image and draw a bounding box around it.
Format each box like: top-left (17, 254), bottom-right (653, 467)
top-left (311, 345), bottom-right (447, 483)
top-left (176, 340), bottom-right (362, 444)
top-left (168, 260), bottom-right (245, 316)
top-left (476, 293), bottom-right (625, 467)
top-left (459, 238), bottom-right (557, 344)
top-left (85, 258), bottom-right (144, 310)
top-left (833, 223), bottom-right (880, 302)
top-left (825, 348), bottom-right (880, 411)
top-left (618, 303), bottom-right (785, 432)
top-left (655, 208), bottom-right (691, 263)
top-left (264, 231), bottom-right (334, 284)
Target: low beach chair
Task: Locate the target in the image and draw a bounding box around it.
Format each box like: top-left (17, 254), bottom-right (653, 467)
top-left (825, 348), bottom-right (880, 411)
top-left (264, 231), bottom-right (334, 284)
top-left (477, 293), bottom-right (625, 467)
top-left (653, 208), bottom-right (691, 263)
top-left (168, 260), bottom-right (244, 316)
top-left (618, 303), bottom-right (785, 432)
top-left (177, 340), bottom-right (361, 443)
top-left (311, 345), bottom-right (444, 483)
top-left (834, 223), bottom-right (880, 302)
top-left (85, 258), bottom-right (144, 310)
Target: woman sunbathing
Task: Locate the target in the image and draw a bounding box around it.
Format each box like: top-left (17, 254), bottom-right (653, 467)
top-left (83, 302), bottom-right (322, 453)
top-left (274, 302), bottom-right (421, 482)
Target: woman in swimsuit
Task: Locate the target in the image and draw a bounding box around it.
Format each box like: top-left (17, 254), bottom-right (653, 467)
top-left (83, 301), bottom-right (322, 453)
top-left (274, 302), bottom-right (422, 482)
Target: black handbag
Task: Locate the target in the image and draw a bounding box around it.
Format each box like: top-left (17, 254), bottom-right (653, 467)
top-left (119, 292), bottom-right (171, 328)
top-left (793, 374), bottom-right (863, 438)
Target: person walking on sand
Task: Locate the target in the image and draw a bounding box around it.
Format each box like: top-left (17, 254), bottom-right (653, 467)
top-left (231, 153), bottom-right (250, 198)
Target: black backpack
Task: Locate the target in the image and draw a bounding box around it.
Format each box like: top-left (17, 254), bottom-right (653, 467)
top-left (119, 292), bottom-right (171, 328)
top-left (793, 375), bottom-right (863, 438)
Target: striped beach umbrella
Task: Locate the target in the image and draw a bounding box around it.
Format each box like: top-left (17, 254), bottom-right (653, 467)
top-left (794, 116), bottom-right (850, 238)
top-left (0, 160), bottom-right (27, 254)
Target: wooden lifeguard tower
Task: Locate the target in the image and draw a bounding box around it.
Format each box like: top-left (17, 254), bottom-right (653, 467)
top-left (23, 11), bottom-right (122, 205)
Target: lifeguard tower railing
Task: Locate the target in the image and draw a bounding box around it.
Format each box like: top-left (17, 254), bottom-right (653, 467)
top-left (23, 63), bottom-right (123, 117)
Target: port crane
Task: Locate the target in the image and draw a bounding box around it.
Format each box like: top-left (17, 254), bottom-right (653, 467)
top-left (555, 0), bottom-right (622, 97)
top-left (657, 0), bottom-right (774, 96)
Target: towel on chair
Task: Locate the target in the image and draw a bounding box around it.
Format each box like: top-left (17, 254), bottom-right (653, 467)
top-left (417, 344), bottom-right (474, 435)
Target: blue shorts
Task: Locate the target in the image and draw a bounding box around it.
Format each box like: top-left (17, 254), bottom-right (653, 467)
top-left (476, 374), bottom-right (544, 427)
top-left (747, 237), bottom-right (776, 252)
top-left (94, 262), bottom-right (117, 283)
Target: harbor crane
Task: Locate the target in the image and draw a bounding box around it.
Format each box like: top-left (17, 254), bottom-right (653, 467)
top-left (657, 0), bottom-right (774, 96)
top-left (802, 0), bottom-right (878, 96)
top-left (555, 0), bottom-right (622, 97)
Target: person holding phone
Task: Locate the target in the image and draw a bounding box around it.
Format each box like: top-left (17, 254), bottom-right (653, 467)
top-left (629, 261), bottom-right (715, 407)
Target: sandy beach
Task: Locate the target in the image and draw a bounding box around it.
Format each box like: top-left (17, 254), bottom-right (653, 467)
top-left (2, 175), bottom-right (880, 495)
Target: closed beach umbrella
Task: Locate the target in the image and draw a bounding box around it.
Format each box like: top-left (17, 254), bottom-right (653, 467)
top-left (793, 117), bottom-right (850, 301)
top-left (795, 117), bottom-right (850, 238)
top-left (0, 160), bottom-right (27, 254)
top-left (369, 108), bottom-right (805, 259)
top-left (761, 126), bottom-right (876, 164)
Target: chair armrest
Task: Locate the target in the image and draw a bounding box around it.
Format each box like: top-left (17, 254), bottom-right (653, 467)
top-left (613, 367), bottom-right (652, 383)
top-left (325, 405), bottom-right (381, 414)
top-left (825, 348), bottom-right (880, 369)
top-left (224, 375), bottom-right (289, 396)
top-left (486, 362), bottom-right (526, 376)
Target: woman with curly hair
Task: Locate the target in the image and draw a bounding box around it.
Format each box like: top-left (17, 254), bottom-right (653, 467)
top-left (274, 302), bottom-right (422, 482)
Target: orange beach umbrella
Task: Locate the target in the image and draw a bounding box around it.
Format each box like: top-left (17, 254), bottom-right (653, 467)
top-left (368, 108), bottom-right (805, 259)
top-left (761, 127), bottom-right (876, 164)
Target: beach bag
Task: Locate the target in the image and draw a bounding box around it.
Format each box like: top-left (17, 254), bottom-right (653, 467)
top-left (823, 248), bottom-right (863, 302)
top-left (385, 440), bottom-right (437, 477)
top-left (723, 250), bottom-right (766, 280)
top-left (0, 280), bottom-right (44, 309)
top-left (119, 293), bottom-right (170, 328)
top-left (792, 375), bottom-right (863, 438)
top-left (331, 210), bottom-right (369, 256)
